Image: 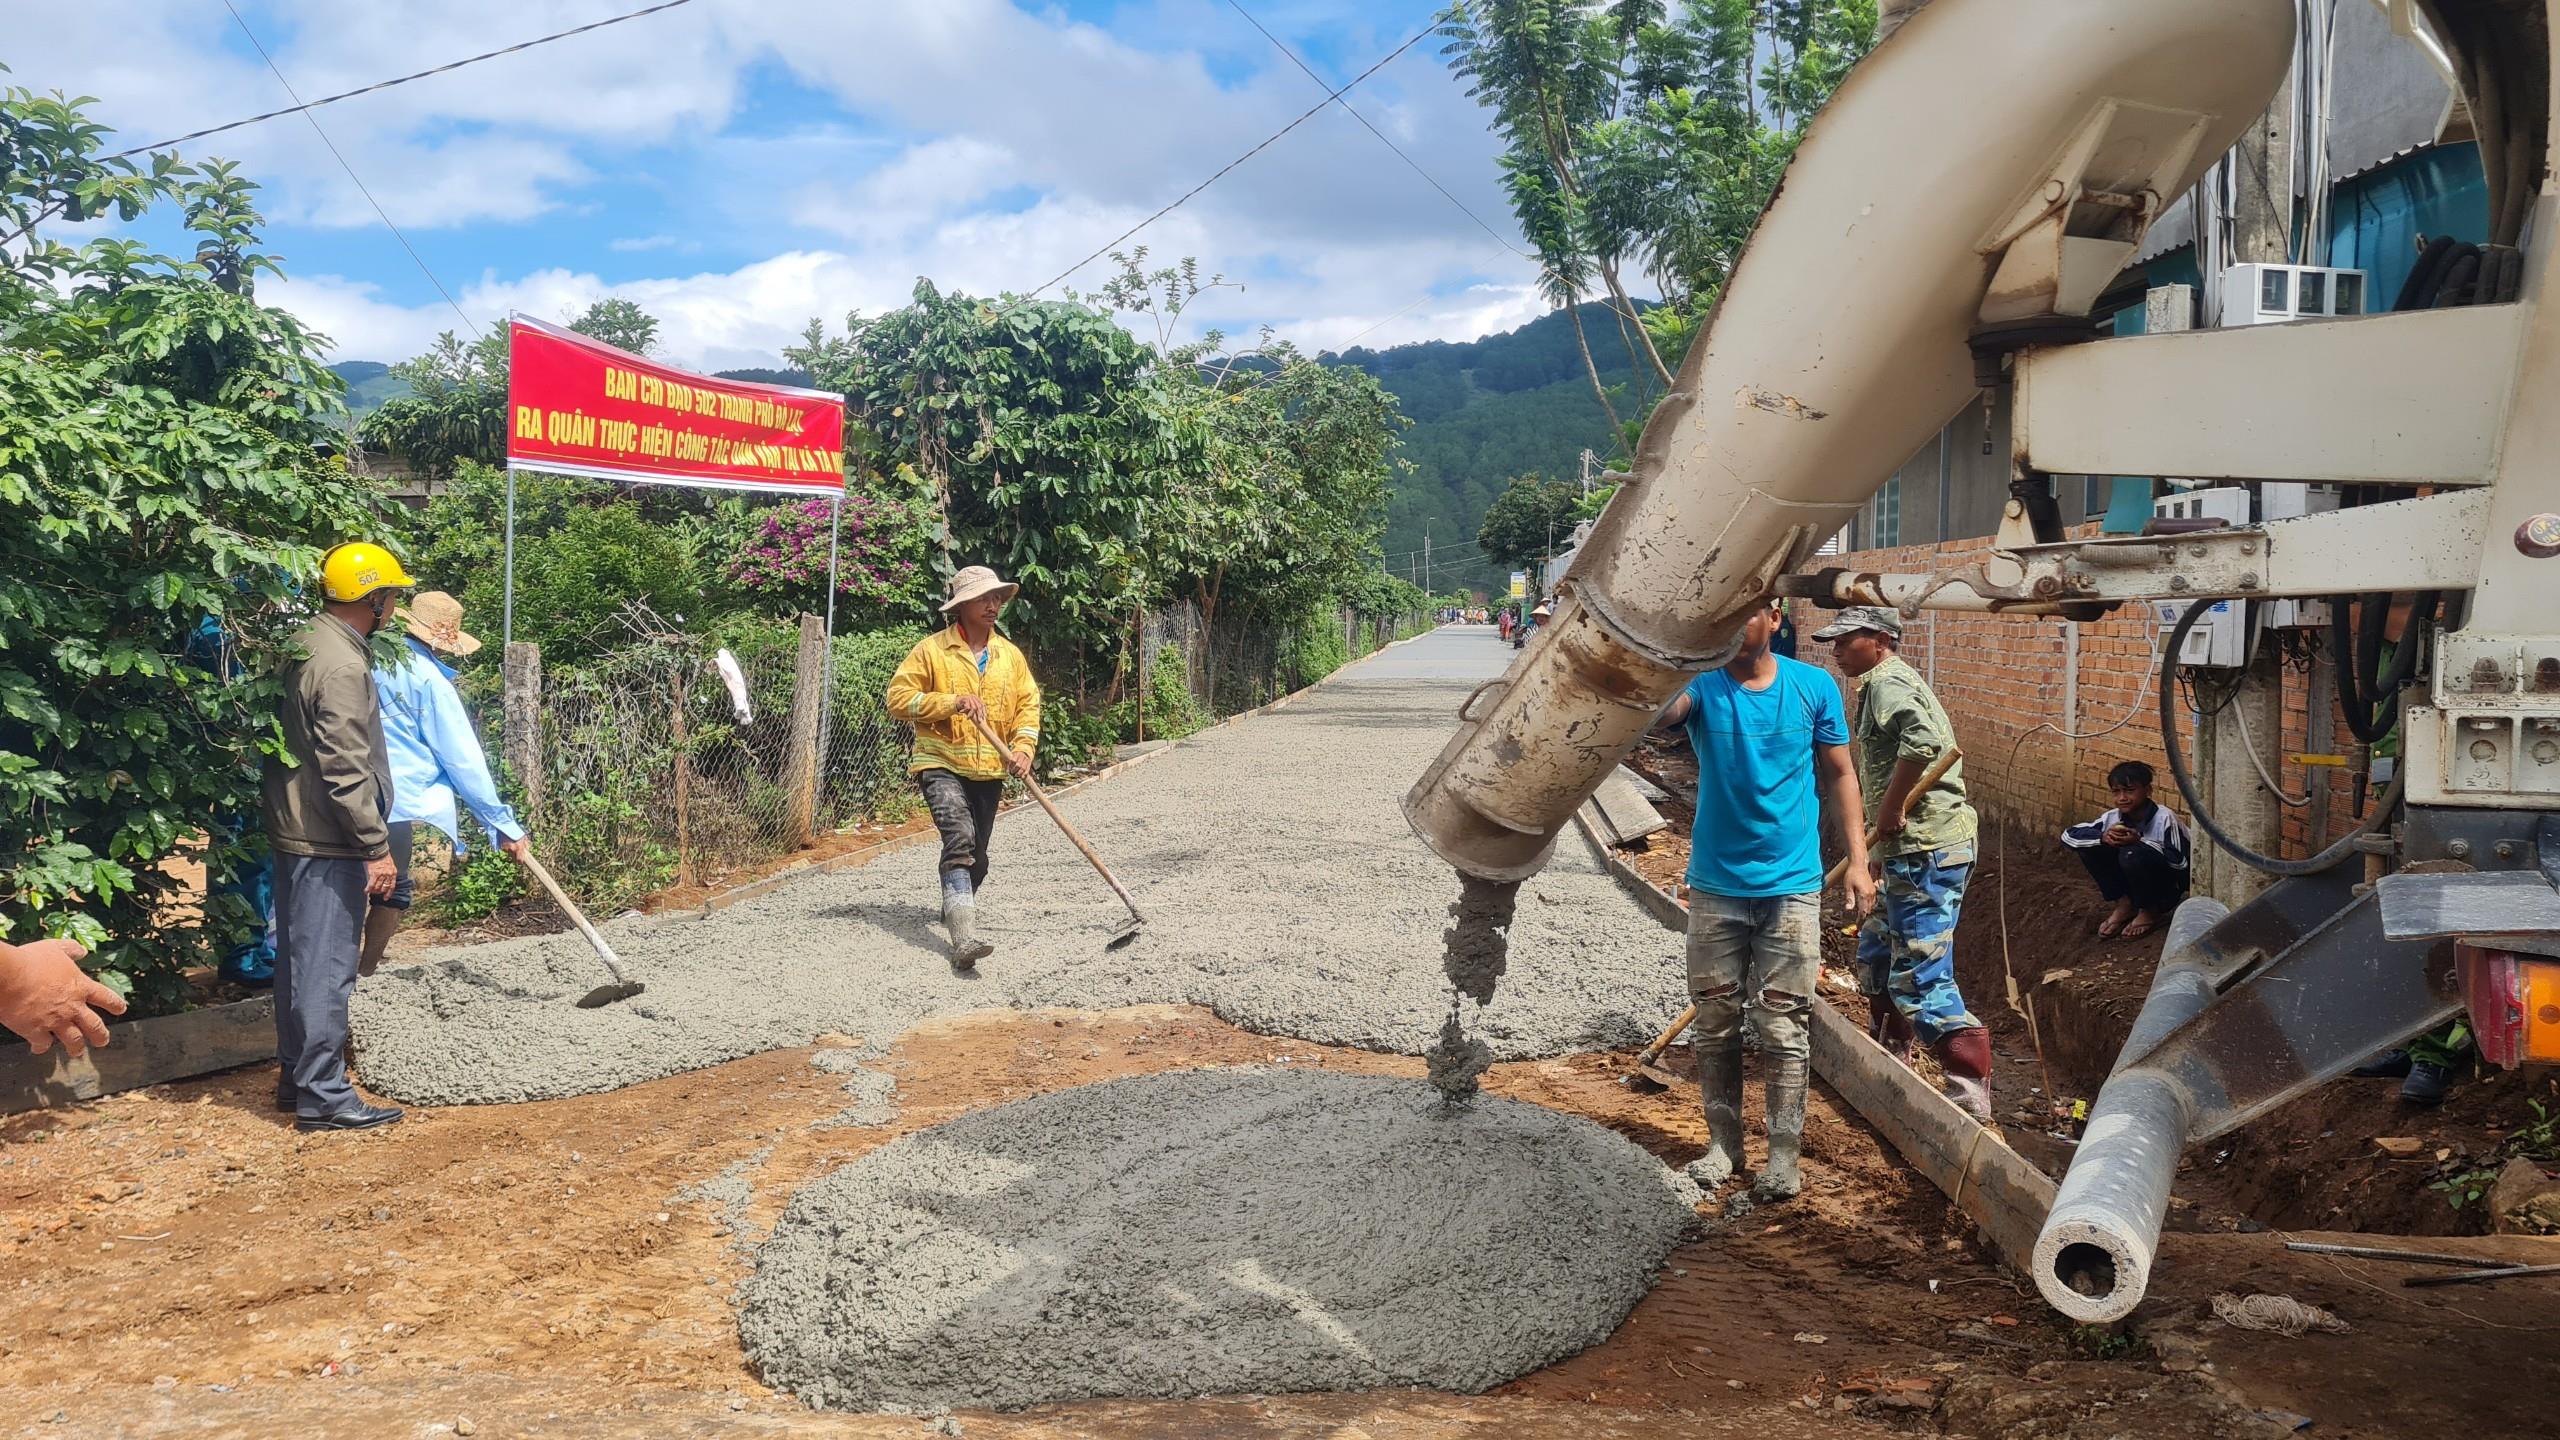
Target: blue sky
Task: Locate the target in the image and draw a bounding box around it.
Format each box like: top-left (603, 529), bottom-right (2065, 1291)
top-left (10, 0), bottom-right (1550, 370)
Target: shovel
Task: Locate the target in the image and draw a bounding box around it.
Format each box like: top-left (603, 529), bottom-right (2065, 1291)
top-left (1625, 746), bottom-right (1964, 1090)
top-left (966, 710), bottom-right (1144, 948)
top-left (518, 849), bottom-right (647, 1008)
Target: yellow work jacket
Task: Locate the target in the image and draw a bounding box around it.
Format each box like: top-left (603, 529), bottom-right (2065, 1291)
top-left (885, 625), bottom-right (1043, 780)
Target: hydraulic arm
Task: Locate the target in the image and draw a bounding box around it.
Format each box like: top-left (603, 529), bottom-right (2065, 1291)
top-left (1406, 0), bottom-right (2298, 878)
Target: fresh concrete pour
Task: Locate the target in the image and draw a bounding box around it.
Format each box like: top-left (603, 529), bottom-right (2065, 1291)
top-left (350, 634), bottom-right (1685, 1106)
top-left (739, 1068), bottom-right (1702, 1412)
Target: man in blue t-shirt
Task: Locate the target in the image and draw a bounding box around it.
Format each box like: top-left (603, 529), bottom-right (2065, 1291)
top-left (1655, 597), bottom-right (1875, 1201)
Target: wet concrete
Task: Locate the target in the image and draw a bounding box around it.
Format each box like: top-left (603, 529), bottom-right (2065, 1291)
top-left (738, 1068), bottom-right (1702, 1412)
top-left (350, 628), bottom-right (1683, 1106)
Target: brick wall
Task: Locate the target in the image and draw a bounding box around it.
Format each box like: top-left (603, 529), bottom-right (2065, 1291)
top-left (1797, 524), bottom-right (2370, 855)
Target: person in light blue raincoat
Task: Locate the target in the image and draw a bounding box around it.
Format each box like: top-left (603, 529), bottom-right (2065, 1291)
top-left (366, 591), bottom-right (528, 971)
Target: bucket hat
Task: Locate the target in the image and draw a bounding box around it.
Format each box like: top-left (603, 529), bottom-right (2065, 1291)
top-left (400, 590), bottom-right (481, 656)
top-left (940, 565), bottom-right (1020, 612)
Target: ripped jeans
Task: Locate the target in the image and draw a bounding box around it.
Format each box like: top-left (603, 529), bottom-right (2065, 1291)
top-left (1686, 890), bottom-right (1821, 1064)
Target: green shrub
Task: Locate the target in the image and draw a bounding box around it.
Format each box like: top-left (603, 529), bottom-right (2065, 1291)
top-left (1141, 645), bottom-right (1211, 741)
top-left (1037, 699), bottom-right (1128, 776)
top-left (0, 106), bottom-right (398, 1016)
top-left (546, 788), bottom-right (677, 914)
top-left (1281, 610), bottom-right (1351, 689)
top-left (410, 463), bottom-right (713, 664)
top-left (420, 820), bottom-right (524, 927)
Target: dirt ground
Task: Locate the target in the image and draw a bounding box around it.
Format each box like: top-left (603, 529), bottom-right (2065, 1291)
top-left (9, 991), bottom-right (2558, 1438)
top-left (12, 655), bottom-right (2559, 1437)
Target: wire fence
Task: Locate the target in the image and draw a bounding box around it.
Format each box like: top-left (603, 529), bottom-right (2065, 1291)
top-left (497, 602), bottom-right (1436, 911)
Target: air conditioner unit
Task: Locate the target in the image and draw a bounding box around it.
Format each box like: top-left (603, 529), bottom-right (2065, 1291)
top-left (2222, 262), bottom-right (2369, 325)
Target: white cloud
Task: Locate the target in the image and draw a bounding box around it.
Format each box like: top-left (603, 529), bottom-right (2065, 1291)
top-left (24, 0), bottom-right (1583, 362)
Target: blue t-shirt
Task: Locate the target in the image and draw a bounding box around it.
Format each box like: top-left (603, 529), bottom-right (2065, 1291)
top-left (1681, 656), bottom-right (1848, 898)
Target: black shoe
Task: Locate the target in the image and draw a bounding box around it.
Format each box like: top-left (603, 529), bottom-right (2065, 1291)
top-left (2351, 1048), bottom-right (2413, 1079)
top-left (2400, 1061), bottom-right (2456, 1106)
top-left (296, 1102), bottom-right (404, 1133)
top-left (273, 1093), bottom-right (297, 1112)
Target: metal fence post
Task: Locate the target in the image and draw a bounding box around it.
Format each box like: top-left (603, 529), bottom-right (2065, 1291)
top-left (503, 640), bottom-right (544, 821)
top-left (784, 613), bottom-right (825, 848)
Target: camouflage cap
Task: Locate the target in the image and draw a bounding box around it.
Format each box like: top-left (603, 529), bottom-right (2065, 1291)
top-left (1811, 605), bottom-right (1902, 640)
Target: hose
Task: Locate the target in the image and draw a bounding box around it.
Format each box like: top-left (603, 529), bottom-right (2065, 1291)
top-left (2328, 590), bottom-right (2440, 743)
top-left (2160, 599), bottom-right (2400, 877)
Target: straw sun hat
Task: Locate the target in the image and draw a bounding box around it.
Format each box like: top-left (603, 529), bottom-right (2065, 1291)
top-left (400, 590), bottom-right (481, 656)
top-left (939, 565), bottom-right (1020, 612)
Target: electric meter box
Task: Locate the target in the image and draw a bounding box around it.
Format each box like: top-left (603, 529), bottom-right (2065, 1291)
top-left (2222, 263), bottom-right (2369, 325)
top-left (2153, 487), bottom-right (2250, 666)
top-left (2260, 483), bottom-right (2339, 629)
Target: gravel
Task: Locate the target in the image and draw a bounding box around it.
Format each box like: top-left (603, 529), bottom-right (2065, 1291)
top-left (738, 1068), bottom-right (1701, 1412)
top-left (349, 630), bottom-right (1685, 1107)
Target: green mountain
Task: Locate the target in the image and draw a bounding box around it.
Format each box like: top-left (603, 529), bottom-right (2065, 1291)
top-left (328, 360), bottom-right (412, 417)
top-left (1328, 305), bottom-right (1646, 596)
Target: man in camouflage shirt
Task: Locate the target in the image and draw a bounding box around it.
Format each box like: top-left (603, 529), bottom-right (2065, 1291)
top-left (1817, 607), bottom-right (1996, 1123)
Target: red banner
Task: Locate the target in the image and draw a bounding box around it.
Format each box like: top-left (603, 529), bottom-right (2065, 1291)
top-left (504, 315), bottom-right (845, 494)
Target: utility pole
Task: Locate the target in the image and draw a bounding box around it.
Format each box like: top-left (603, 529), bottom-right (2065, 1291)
top-left (2195, 54), bottom-right (2298, 906)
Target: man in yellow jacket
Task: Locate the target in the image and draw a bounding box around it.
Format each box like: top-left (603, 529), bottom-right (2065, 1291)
top-left (885, 566), bottom-right (1042, 967)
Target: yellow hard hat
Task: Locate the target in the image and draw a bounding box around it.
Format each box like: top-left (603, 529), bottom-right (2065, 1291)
top-left (319, 542), bottom-right (416, 603)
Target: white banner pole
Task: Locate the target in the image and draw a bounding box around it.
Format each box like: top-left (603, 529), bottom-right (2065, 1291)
top-left (817, 491), bottom-right (843, 795)
top-left (502, 466), bottom-right (518, 653)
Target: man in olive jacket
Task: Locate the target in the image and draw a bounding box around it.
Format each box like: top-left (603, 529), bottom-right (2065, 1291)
top-left (262, 542), bottom-right (412, 1132)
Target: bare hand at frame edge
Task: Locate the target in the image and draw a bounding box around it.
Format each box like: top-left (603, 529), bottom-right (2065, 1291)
top-left (0, 938), bottom-right (128, 1057)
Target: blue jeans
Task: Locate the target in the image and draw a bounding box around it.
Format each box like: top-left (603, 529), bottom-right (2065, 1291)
top-left (1685, 891), bottom-right (1821, 1063)
top-left (1857, 846), bottom-right (1984, 1044)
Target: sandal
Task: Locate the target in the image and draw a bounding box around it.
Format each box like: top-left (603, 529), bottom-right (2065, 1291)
top-left (2122, 913), bottom-right (2160, 939)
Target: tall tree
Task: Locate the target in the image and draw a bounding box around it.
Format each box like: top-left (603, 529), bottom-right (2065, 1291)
top-left (1442, 1), bottom-right (1878, 398)
top-left (1476, 472), bottom-right (1583, 574)
top-left (2, 90), bottom-right (396, 1013)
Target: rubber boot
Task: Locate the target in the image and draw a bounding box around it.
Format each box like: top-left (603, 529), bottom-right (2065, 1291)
top-left (1935, 1026), bottom-right (1995, 1125)
top-left (358, 903), bottom-right (403, 978)
top-left (1751, 1052), bottom-right (1808, 1202)
top-left (942, 872), bottom-right (994, 968)
top-left (1685, 1038), bottom-right (1745, 1192)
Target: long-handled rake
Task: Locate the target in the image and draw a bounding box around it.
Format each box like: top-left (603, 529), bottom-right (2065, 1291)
top-left (967, 711), bottom-right (1145, 949)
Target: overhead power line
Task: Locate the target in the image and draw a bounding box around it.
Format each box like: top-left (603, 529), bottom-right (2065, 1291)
top-left (1024, 18), bottom-right (1438, 299)
top-left (1219, 0), bottom-right (1530, 262)
top-left (221, 1), bottom-right (480, 337)
top-left (116, 0), bottom-right (699, 160)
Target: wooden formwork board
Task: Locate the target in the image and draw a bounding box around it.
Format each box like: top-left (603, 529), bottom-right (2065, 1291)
top-left (0, 992), bottom-right (276, 1116)
top-left (1574, 810), bottom-right (2057, 1270)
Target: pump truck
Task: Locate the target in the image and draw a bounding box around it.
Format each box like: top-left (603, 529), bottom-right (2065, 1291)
top-left (1405, 0), bottom-right (2560, 1322)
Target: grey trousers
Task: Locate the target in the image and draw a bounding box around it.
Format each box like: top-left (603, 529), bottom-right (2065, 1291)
top-left (918, 768), bottom-right (1001, 889)
top-left (274, 852), bottom-right (367, 1116)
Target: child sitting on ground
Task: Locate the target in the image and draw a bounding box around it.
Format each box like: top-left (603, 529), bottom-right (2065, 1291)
top-left (2062, 760), bottom-right (2192, 939)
